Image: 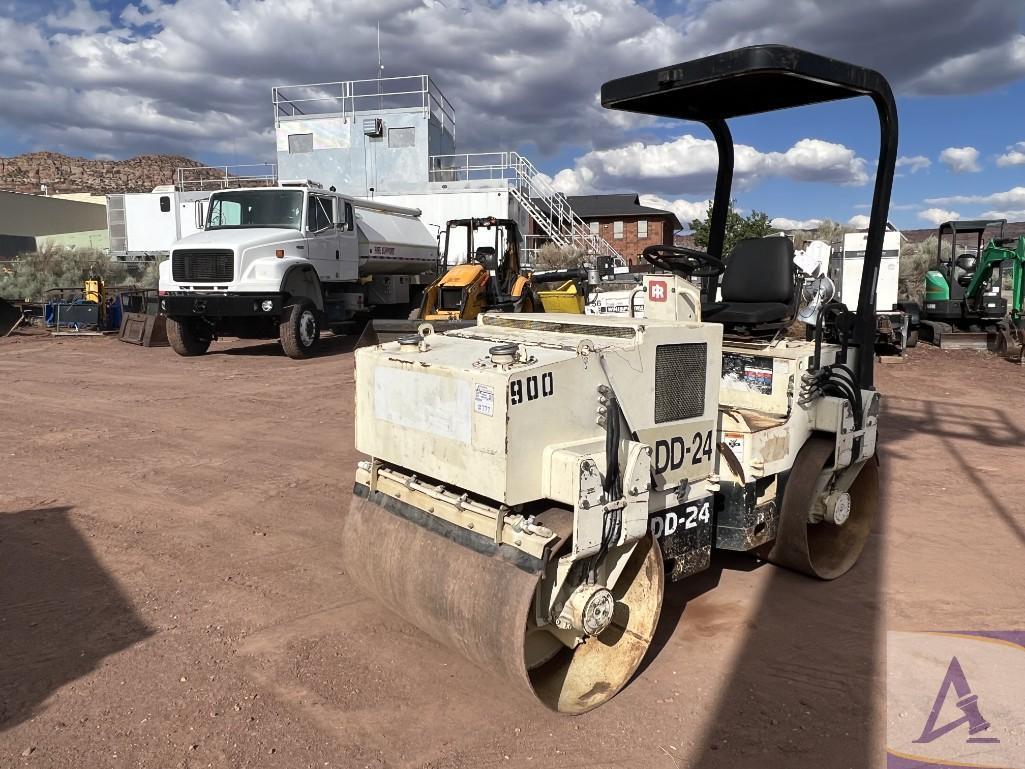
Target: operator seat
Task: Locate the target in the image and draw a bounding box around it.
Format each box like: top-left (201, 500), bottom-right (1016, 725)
top-left (955, 254), bottom-right (977, 287)
top-left (702, 237), bottom-right (799, 331)
top-left (475, 246), bottom-right (498, 272)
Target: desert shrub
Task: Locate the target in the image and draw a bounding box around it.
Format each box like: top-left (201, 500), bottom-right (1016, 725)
top-left (0, 244), bottom-right (159, 302)
top-left (532, 242), bottom-right (588, 269)
top-left (899, 236), bottom-right (949, 303)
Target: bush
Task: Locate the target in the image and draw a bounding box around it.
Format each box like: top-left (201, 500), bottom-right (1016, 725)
top-left (0, 244), bottom-right (159, 302)
top-left (532, 243), bottom-right (587, 270)
top-left (899, 236), bottom-right (948, 304)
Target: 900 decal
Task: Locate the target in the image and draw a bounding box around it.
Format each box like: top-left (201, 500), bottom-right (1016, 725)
top-left (653, 429), bottom-right (714, 473)
top-left (510, 372), bottom-right (554, 405)
top-left (650, 498), bottom-right (711, 539)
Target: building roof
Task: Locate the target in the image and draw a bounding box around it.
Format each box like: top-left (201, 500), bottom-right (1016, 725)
top-left (532, 193), bottom-right (682, 230)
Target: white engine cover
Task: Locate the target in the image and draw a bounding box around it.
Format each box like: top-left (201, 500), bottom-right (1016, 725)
top-left (355, 312), bottom-right (723, 506)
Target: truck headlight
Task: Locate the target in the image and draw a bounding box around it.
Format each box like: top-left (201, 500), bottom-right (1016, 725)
top-left (261, 300), bottom-right (274, 312)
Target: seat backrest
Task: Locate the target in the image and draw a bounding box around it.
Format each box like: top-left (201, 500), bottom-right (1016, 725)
top-left (475, 246), bottom-right (498, 271)
top-left (721, 238), bottom-right (795, 303)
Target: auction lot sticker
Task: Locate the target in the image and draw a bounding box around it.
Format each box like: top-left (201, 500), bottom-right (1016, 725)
top-left (887, 631), bottom-right (1025, 768)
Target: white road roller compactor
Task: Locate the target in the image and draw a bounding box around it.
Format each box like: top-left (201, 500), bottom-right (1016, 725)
top-left (342, 45), bottom-right (898, 713)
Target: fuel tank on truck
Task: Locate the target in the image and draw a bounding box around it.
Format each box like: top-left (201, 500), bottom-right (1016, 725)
top-left (355, 204), bottom-right (438, 275)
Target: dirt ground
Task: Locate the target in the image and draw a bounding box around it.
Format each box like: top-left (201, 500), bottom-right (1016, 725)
top-left (1, 330), bottom-right (1023, 769)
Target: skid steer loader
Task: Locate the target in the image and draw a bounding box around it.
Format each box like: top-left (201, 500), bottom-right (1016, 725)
top-left (342, 45), bottom-right (896, 713)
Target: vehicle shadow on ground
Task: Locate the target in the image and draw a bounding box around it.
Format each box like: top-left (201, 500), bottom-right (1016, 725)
top-left (211, 332), bottom-right (358, 358)
top-left (658, 474), bottom-right (887, 768)
top-left (0, 507), bottom-right (153, 732)
top-left (883, 396), bottom-right (1025, 547)
top-left (636, 550), bottom-right (762, 680)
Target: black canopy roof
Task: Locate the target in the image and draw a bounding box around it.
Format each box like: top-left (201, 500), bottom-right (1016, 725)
top-left (601, 44), bottom-right (891, 120)
top-left (937, 219), bottom-right (1007, 235)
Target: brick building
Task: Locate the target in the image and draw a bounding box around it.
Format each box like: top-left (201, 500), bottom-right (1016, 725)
top-left (532, 193), bottom-right (682, 266)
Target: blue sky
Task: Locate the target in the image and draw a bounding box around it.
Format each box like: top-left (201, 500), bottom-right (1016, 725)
top-left (3, 0), bottom-right (1025, 230)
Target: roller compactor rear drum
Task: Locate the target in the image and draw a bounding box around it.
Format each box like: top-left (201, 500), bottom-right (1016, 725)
top-left (342, 486), bottom-right (664, 714)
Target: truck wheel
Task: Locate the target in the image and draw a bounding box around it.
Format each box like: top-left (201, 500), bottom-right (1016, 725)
top-left (167, 317), bottom-right (211, 356)
top-left (906, 328), bottom-right (919, 348)
top-left (280, 300), bottom-right (320, 359)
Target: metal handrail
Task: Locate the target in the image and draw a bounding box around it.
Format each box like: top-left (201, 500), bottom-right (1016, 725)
top-left (175, 164), bottom-right (279, 191)
top-left (272, 74), bottom-right (455, 137)
top-left (426, 151), bottom-right (622, 262)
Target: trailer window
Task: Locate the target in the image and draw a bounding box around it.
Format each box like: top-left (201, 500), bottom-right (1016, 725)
top-left (206, 190), bottom-right (303, 230)
top-left (159, 195), bottom-right (171, 213)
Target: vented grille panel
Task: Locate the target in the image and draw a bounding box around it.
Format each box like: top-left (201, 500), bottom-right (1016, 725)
top-left (654, 343), bottom-right (707, 423)
top-left (482, 315), bottom-right (636, 339)
top-left (172, 249), bottom-right (234, 282)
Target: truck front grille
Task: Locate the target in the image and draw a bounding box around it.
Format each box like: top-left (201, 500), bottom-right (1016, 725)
top-left (172, 249), bottom-right (234, 282)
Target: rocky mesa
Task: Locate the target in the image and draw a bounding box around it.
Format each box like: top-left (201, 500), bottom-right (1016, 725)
top-left (0, 152), bottom-right (208, 194)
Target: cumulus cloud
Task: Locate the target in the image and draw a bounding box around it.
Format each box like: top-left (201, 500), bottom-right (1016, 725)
top-left (925, 187), bottom-right (1025, 209)
top-left (639, 195), bottom-right (711, 227)
top-left (919, 207), bottom-right (960, 225)
top-left (981, 209), bottom-right (1025, 220)
top-left (0, 0), bottom-right (1023, 162)
top-left (896, 155), bottom-right (931, 173)
top-left (906, 33), bottom-right (1025, 94)
top-left (550, 134), bottom-right (870, 197)
top-left (0, 0), bottom-right (687, 158)
top-left (44, 0), bottom-right (111, 32)
top-left (848, 214), bottom-right (871, 229)
top-left (939, 146), bottom-right (981, 173)
top-left (680, 0), bottom-right (1025, 96)
top-left (997, 142), bottom-right (1025, 167)
top-left (771, 217), bottom-right (823, 230)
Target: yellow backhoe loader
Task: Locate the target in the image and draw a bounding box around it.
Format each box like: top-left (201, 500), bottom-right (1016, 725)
top-left (358, 217), bottom-right (540, 345)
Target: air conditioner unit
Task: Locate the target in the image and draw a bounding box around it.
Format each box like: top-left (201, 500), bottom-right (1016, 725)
top-left (363, 118), bottom-right (384, 137)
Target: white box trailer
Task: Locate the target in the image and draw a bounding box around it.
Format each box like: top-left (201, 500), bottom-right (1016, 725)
top-left (829, 229), bottom-right (915, 353)
top-left (158, 182), bottom-right (438, 359)
top-left (829, 230), bottom-right (901, 311)
top-left (106, 188), bottom-right (211, 261)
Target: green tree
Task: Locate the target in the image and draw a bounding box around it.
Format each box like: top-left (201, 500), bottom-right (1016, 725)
top-left (689, 200), bottom-right (775, 257)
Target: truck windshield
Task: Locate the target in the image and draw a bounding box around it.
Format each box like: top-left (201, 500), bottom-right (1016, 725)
top-left (206, 190), bottom-right (304, 230)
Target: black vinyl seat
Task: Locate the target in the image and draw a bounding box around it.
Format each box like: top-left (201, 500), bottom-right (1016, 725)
top-left (702, 237), bottom-right (798, 328)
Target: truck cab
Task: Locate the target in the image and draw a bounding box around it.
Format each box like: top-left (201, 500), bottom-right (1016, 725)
top-left (158, 181), bottom-right (437, 359)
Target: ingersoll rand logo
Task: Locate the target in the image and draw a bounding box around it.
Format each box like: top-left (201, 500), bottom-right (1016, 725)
top-left (649, 280), bottom-right (668, 302)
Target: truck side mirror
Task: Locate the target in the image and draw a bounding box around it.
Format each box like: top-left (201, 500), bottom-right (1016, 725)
top-left (194, 201), bottom-right (205, 230)
top-left (596, 255), bottom-right (615, 280)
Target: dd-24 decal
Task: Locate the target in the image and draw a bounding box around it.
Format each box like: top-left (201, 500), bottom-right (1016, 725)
top-left (653, 429), bottom-right (714, 472)
top-left (649, 497), bottom-right (711, 539)
top-left (509, 372), bottom-right (554, 405)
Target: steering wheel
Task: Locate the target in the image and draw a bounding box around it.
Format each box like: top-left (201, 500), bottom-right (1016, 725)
top-left (642, 245), bottom-right (724, 278)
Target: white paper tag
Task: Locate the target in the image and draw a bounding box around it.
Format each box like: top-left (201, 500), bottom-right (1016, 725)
top-left (474, 383), bottom-right (495, 417)
top-left (723, 432), bottom-right (745, 464)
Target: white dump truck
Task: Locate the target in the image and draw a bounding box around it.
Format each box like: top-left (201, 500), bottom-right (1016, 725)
top-left (157, 181), bottom-right (438, 358)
